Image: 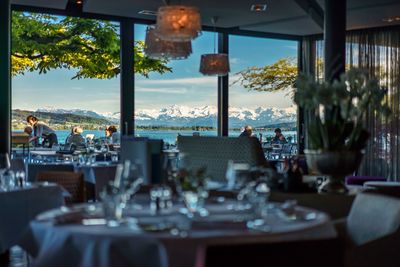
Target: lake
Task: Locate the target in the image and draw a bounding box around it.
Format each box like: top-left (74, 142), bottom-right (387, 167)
top-left (53, 129), bottom-right (297, 145)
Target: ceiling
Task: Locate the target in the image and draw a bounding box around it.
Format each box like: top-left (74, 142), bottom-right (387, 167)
top-left (10, 0), bottom-right (400, 36)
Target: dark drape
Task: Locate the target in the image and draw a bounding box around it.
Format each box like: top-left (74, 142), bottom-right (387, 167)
top-left (316, 28), bottom-right (400, 181)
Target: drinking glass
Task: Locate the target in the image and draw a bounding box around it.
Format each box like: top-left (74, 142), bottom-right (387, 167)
top-left (1, 170), bottom-right (15, 191)
top-left (0, 153), bottom-right (11, 176)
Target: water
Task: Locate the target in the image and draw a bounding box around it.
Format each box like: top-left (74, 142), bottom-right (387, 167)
top-left (52, 129), bottom-right (297, 145)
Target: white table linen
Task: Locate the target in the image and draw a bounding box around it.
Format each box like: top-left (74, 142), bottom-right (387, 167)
top-left (21, 201), bottom-right (336, 267)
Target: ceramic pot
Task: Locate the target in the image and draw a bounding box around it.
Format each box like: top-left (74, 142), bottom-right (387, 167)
top-left (304, 149), bottom-right (363, 194)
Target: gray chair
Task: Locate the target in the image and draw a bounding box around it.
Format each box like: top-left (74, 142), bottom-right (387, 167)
top-left (335, 192), bottom-right (400, 267)
top-left (10, 158), bottom-right (25, 173)
top-left (177, 136), bottom-right (268, 181)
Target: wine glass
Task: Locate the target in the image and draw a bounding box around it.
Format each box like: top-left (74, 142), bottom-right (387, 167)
top-left (0, 153), bottom-right (11, 176)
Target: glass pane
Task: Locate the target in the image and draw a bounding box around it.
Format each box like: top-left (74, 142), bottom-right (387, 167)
top-left (12, 12), bottom-right (120, 147)
top-left (229, 35), bottom-right (298, 144)
top-left (134, 24), bottom-right (218, 146)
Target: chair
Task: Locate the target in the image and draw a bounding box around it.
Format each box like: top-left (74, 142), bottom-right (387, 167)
top-left (36, 171), bottom-right (86, 204)
top-left (177, 136), bottom-right (268, 181)
top-left (27, 163), bottom-right (74, 182)
top-left (334, 192), bottom-right (400, 267)
top-left (10, 158), bottom-right (25, 173)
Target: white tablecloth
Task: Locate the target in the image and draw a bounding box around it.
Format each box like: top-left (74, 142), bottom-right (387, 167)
top-left (21, 202), bottom-right (336, 267)
top-left (0, 185), bottom-right (64, 253)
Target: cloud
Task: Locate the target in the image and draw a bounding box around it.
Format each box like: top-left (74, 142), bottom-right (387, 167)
top-left (285, 45), bottom-right (298, 50)
top-left (230, 57), bottom-right (241, 65)
top-left (135, 87), bottom-right (188, 94)
top-left (137, 76), bottom-right (217, 86)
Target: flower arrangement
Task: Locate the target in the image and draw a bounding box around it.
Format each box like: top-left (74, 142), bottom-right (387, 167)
top-left (294, 69), bottom-right (391, 151)
top-left (177, 166), bottom-right (207, 192)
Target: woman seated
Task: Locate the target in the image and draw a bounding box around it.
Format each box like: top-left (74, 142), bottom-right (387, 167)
top-left (65, 126), bottom-right (86, 149)
top-left (105, 125), bottom-right (120, 145)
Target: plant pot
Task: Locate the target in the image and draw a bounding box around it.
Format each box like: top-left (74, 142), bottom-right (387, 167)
top-left (304, 149), bottom-right (363, 194)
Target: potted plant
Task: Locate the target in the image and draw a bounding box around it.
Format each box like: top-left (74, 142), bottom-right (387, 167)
top-left (294, 69), bottom-right (391, 194)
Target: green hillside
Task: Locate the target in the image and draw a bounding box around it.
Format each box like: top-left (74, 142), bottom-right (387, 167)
top-left (12, 109), bottom-right (113, 131)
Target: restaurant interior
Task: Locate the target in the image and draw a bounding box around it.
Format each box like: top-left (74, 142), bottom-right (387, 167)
top-left (1, 0), bottom-right (400, 266)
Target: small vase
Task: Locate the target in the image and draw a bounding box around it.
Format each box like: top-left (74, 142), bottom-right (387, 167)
top-left (304, 149), bottom-right (363, 194)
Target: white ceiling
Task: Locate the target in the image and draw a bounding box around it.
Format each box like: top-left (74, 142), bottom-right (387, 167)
top-left (11, 0), bottom-right (400, 36)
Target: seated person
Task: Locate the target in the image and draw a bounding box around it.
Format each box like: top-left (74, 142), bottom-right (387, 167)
top-left (24, 125), bottom-right (33, 137)
top-left (272, 128), bottom-right (287, 144)
top-left (105, 125), bottom-right (120, 144)
top-left (27, 115), bottom-right (58, 148)
top-left (65, 126), bottom-right (86, 149)
top-left (239, 125), bottom-right (253, 137)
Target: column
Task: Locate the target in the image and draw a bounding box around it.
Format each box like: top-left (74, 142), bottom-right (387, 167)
top-left (0, 0), bottom-right (11, 154)
top-left (324, 0), bottom-right (346, 82)
top-left (120, 19), bottom-right (135, 136)
top-left (218, 32), bottom-right (229, 137)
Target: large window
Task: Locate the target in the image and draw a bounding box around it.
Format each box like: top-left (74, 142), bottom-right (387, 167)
top-left (229, 35), bottom-right (298, 143)
top-left (134, 24), bottom-right (218, 145)
top-left (12, 12), bottom-right (120, 144)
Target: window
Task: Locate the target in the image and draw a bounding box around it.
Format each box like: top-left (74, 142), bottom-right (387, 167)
top-left (11, 12), bottom-right (120, 145)
top-left (134, 24), bottom-right (218, 145)
top-left (229, 35), bottom-right (298, 143)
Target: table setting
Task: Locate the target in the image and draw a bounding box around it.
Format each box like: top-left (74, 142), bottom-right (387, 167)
top-left (19, 159), bottom-right (336, 267)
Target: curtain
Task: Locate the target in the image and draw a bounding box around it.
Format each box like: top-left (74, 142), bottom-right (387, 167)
top-left (316, 28), bottom-right (400, 181)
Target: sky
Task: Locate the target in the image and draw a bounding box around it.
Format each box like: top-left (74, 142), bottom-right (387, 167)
top-left (12, 22), bottom-right (298, 114)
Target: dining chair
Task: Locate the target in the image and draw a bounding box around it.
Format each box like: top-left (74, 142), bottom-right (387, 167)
top-left (335, 192), bottom-right (400, 267)
top-left (27, 163), bottom-right (74, 182)
top-left (177, 136), bottom-right (268, 182)
top-left (36, 171), bottom-right (86, 204)
top-left (10, 158), bottom-right (25, 173)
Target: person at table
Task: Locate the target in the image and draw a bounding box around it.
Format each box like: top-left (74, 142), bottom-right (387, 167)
top-left (26, 115), bottom-right (58, 148)
top-left (23, 125), bottom-right (33, 137)
top-left (105, 125), bottom-right (120, 144)
top-left (272, 128), bottom-right (287, 144)
top-left (65, 126), bottom-right (86, 149)
top-left (239, 125), bottom-right (253, 137)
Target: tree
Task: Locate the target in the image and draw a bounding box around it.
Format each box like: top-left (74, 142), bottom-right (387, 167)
top-left (11, 12), bottom-right (172, 79)
top-left (232, 58), bottom-right (297, 92)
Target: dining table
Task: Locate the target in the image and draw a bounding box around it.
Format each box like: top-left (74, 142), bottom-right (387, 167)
top-left (0, 184), bottom-right (64, 253)
top-left (20, 198), bottom-right (337, 267)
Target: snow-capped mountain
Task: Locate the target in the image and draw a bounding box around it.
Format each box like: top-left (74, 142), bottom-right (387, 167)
top-left (35, 105), bottom-right (296, 128)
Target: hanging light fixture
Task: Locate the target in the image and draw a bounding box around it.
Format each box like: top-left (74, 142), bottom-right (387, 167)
top-left (144, 25), bottom-right (192, 60)
top-left (155, 4), bottom-right (202, 41)
top-left (199, 17), bottom-right (230, 76)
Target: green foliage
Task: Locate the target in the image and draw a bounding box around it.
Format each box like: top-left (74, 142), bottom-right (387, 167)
top-left (294, 69), bottom-right (391, 151)
top-left (233, 58), bottom-right (298, 92)
top-left (11, 12), bottom-right (172, 79)
top-left (177, 166), bottom-right (207, 192)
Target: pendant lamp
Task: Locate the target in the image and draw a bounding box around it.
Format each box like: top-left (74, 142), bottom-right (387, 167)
top-left (199, 17), bottom-right (230, 76)
top-left (144, 25), bottom-right (192, 60)
top-left (155, 5), bottom-right (202, 41)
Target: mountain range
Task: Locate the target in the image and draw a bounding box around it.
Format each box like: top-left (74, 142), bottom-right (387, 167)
top-left (35, 105), bottom-right (296, 128)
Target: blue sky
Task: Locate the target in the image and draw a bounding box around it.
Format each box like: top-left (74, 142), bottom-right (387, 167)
top-left (12, 23), bottom-right (297, 113)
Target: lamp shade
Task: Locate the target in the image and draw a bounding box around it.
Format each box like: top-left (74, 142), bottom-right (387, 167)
top-left (155, 5), bottom-right (202, 41)
top-left (144, 25), bottom-right (192, 60)
top-left (199, 53), bottom-right (230, 76)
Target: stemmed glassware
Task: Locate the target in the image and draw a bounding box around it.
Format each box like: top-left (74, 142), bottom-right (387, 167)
top-left (100, 160), bottom-right (144, 227)
top-left (0, 153), bottom-right (11, 191)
